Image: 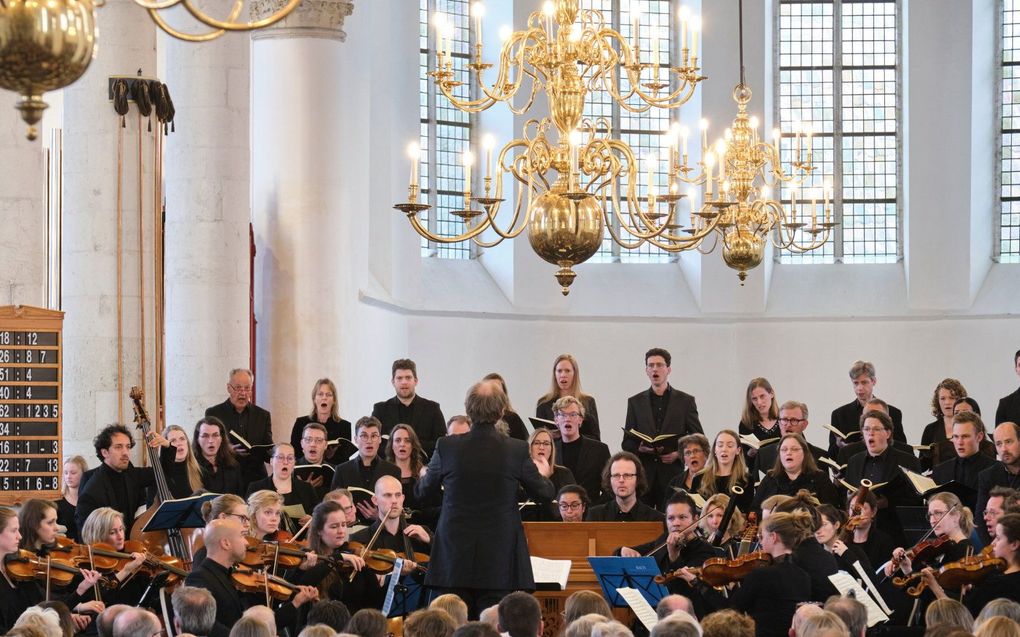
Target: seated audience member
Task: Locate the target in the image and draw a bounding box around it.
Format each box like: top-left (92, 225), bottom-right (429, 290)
top-left (34, 602), bottom-right (71, 637)
top-left (404, 609), bottom-right (457, 637)
top-left (95, 605), bottom-right (131, 637)
top-left (228, 616), bottom-right (273, 637)
top-left (828, 360), bottom-right (906, 459)
top-left (975, 617), bottom-right (1020, 637)
top-left (172, 585), bottom-right (218, 637)
top-left (298, 626), bottom-right (338, 637)
top-left (976, 422), bottom-right (1020, 544)
top-left (668, 434), bottom-right (710, 494)
top-left (921, 378), bottom-right (969, 471)
top-left (587, 452), bottom-right (664, 522)
top-left (344, 609), bottom-right (388, 637)
top-left (306, 600), bottom-right (352, 634)
top-left (790, 604), bottom-right (824, 637)
top-left (751, 434), bottom-right (839, 514)
top-left (753, 402), bottom-right (829, 478)
top-left (926, 599), bottom-right (975, 632)
top-left (372, 359), bottom-right (446, 456)
top-left (976, 601), bottom-right (1020, 631)
top-left (554, 396), bottom-right (611, 503)
top-left (477, 606), bottom-right (499, 629)
top-left (995, 349), bottom-right (1020, 426)
top-left (932, 411), bottom-right (996, 511)
top-left (536, 354), bottom-right (601, 440)
top-left (692, 431), bottom-right (754, 514)
top-left (564, 590), bottom-right (613, 625)
top-left (430, 595), bottom-right (469, 629)
top-left (565, 614), bottom-right (609, 637)
top-left (452, 622), bottom-right (501, 637)
top-left (243, 607), bottom-right (276, 637)
top-left (590, 621), bottom-right (634, 637)
top-left (111, 608), bottom-right (162, 637)
top-left (823, 596), bottom-right (866, 637)
top-left (699, 610), bottom-right (755, 637)
top-left (843, 410), bottom-right (921, 545)
top-left (794, 612), bottom-right (848, 637)
top-left (330, 416), bottom-right (400, 525)
top-left (498, 592), bottom-right (543, 637)
top-left (446, 416), bottom-right (471, 436)
top-left (651, 613), bottom-right (702, 637)
top-left (12, 607), bottom-right (61, 637)
top-left (656, 595), bottom-right (695, 620)
top-left (557, 484), bottom-right (590, 522)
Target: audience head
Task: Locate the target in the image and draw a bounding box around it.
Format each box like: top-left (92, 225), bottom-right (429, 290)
top-left (345, 609), bottom-right (388, 637)
top-left (13, 606), bottom-right (61, 637)
top-left (243, 604), bottom-right (277, 636)
top-left (564, 590), bottom-right (613, 624)
top-left (975, 617), bottom-right (1020, 637)
top-left (478, 605), bottom-right (500, 629)
top-left (173, 585), bottom-right (217, 636)
top-left (35, 601), bottom-right (72, 637)
top-left (926, 599), bottom-right (975, 631)
top-left (701, 610), bottom-right (754, 637)
top-left (565, 614), bottom-right (607, 637)
top-left (498, 591), bottom-right (543, 637)
top-left (976, 600), bottom-right (1020, 631)
top-left (392, 359), bottom-right (419, 400)
top-left (429, 595), bottom-right (468, 628)
top-left (602, 451), bottom-right (648, 501)
top-left (590, 620), bottom-right (634, 637)
top-left (298, 626), bottom-right (338, 637)
top-left (446, 415), bottom-right (471, 435)
top-left (405, 609), bottom-right (457, 637)
top-left (464, 381), bottom-right (507, 427)
top-left (656, 595), bottom-right (695, 620)
top-left (795, 611), bottom-right (848, 637)
top-left (229, 615), bottom-right (273, 637)
top-left (557, 484), bottom-right (590, 522)
top-left (453, 622), bottom-right (501, 637)
top-left (307, 600), bottom-right (352, 633)
top-left (96, 604), bottom-right (131, 637)
top-left (848, 361), bottom-right (877, 401)
top-left (227, 368), bottom-right (255, 410)
top-left (790, 604), bottom-right (824, 637)
top-left (112, 608), bottom-right (162, 637)
top-left (823, 596), bottom-right (867, 637)
top-left (651, 613), bottom-right (701, 637)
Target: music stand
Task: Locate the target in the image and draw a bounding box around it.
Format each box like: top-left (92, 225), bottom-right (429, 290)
top-left (587, 557), bottom-right (669, 608)
top-left (142, 493), bottom-right (221, 532)
top-left (381, 558), bottom-right (426, 618)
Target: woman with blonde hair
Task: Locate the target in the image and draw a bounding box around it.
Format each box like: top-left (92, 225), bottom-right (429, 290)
top-left (149, 424), bottom-right (204, 498)
top-left (55, 456), bottom-right (87, 541)
top-left (920, 378), bottom-right (968, 470)
top-left (886, 492), bottom-right (975, 580)
top-left (925, 599), bottom-right (974, 631)
top-left (290, 378), bottom-right (355, 462)
top-left (248, 489), bottom-right (288, 542)
top-left (698, 492), bottom-right (746, 554)
top-left (975, 617), bottom-right (1020, 637)
top-left (536, 354), bottom-right (601, 440)
top-left (692, 430), bottom-right (753, 513)
top-left (79, 507), bottom-right (151, 604)
top-left (246, 444), bottom-right (317, 534)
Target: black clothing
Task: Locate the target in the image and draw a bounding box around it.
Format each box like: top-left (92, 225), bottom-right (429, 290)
top-left (703, 556), bottom-right (812, 637)
top-left (554, 436), bottom-right (611, 504)
top-left (372, 394), bottom-right (446, 457)
top-left (76, 462), bottom-right (155, 532)
top-left (587, 499), bottom-right (665, 522)
top-left (739, 419), bottom-right (781, 463)
top-left (624, 386), bottom-right (703, 507)
top-left (844, 446), bottom-right (922, 545)
top-left (415, 423), bottom-right (554, 592)
top-left (245, 476), bottom-right (318, 534)
top-left (292, 546), bottom-right (384, 614)
top-left (850, 527), bottom-right (896, 573)
top-left (829, 398), bottom-right (906, 459)
top-left (0, 573), bottom-right (45, 633)
top-left (975, 462), bottom-right (1020, 543)
top-left (350, 519), bottom-right (431, 557)
top-left (963, 570), bottom-right (1020, 616)
top-left (520, 465), bottom-right (576, 521)
top-left (55, 496), bottom-right (78, 542)
top-left (536, 394), bottom-right (601, 440)
top-left (502, 411), bottom-right (530, 441)
top-left (184, 557), bottom-right (300, 636)
top-left (931, 452), bottom-right (996, 511)
top-left (197, 454), bottom-right (245, 497)
top-left (290, 415), bottom-right (355, 463)
top-left (151, 444), bottom-right (196, 502)
top-left (832, 542), bottom-right (874, 575)
top-left (205, 399), bottom-right (274, 487)
top-left (919, 419), bottom-right (997, 472)
top-left (690, 473), bottom-right (754, 514)
top-left (792, 538), bottom-right (840, 602)
top-left (751, 470), bottom-right (841, 514)
top-left (996, 387), bottom-right (1020, 426)
top-left (753, 440), bottom-right (829, 478)
top-left (836, 439), bottom-right (918, 467)
top-left (630, 534), bottom-right (722, 619)
top-left (665, 470), bottom-right (699, 501)
top-left (330, 456), bottom-right (401, 524)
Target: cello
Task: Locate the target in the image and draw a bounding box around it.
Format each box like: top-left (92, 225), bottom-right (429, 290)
top-left (127, 387), bottom-right (195, 569)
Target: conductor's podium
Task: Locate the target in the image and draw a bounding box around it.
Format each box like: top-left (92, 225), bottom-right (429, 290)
top-left (523, 522), bottom-right (663, 636)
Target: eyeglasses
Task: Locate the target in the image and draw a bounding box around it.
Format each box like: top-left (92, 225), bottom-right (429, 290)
top-left (779, 417), bottom-right (806, 425)
top-left (532, 440), bottom-right (552, 447)
top-left (555, 412), bottom-right (582, 420)
top-left (357, 433), bottom-right (382, 441)
top-left (610, 473), bottom-right (637, 480)
top-left (558, 502), bottom-right (583, 510)
top-left (302, 437), bottom-right (326, 444)
top-left (861, 426), bottom-right (889, 434)
top-left (683, 449), bottom-right (705, 456)
top-left (229, 384), bottom-right (253, 393)
top-left (225, 513), bottom-right (250, 524)
top-left (273, 455), bottom-right (296, 462)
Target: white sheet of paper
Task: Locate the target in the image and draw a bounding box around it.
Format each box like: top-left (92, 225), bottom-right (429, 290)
top-left (616, 587), bottom-right (658, 632)
top-left (828, 570), bottom-right (889, 627)
top-left (852, 560), bottom-right (894, 615)
top-left (530, 556), bottom-right (571, 590)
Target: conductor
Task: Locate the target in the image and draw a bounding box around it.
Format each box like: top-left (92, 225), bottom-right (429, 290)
top-left (415, 379), bottom-right (555, 618)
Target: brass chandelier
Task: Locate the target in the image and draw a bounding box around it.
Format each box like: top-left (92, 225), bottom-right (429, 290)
top-left (0, 0), bottom-right (299, 139)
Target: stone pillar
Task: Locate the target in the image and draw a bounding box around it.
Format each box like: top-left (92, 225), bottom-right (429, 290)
top-left (250, 0), bottom-right (354, 435)
top-left (0, 109), bottom-right (45, 308)
top-left (161, 30), bottom-right (251, 427)
top-left (61, 0), bottom-right (157, 458)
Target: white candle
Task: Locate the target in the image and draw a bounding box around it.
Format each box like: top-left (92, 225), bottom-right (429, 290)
top-left (811, 197), bottom-right (817, 227)
top-left (632, 7), bottom-right (641, 59)
top-left (463, 150), bottom-right (473, 190)
top-left (716, 140), bottom-right (727, 180)
top-left (679, 6), bottom-right (690, 53)
top-left (806, 127), bottom-right (813, 163)
top-left (472, 3), bottom-right (485, 50)
top-left (680, 127), bottom-right (689, 164)
top-left (543, 1), bottom-right (555, 41)
top-left (407, 142), bottom-right (420, 188)
top-left (704, 152), bottom-right (714, 198)
top-left (687, 188), bottom-right (696, 226)
top-left (691, 16), bottom-right (700, 61)
top-left (569, 130), bottom-right (582, 190)
top-left (699, 119), bottom-right (709, 153)
top-left (646, 154), bottom-right (655, 200)
top-left (482, 134), bottom-right (495, 180)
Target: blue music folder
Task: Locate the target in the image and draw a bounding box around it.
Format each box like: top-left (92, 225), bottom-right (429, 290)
top-left (587, 556), bottom-right (669, 608)
top-left (141, 492), bottom-right (221, 532)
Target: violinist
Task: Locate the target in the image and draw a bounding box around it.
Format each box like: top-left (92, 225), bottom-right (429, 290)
top-left (0, 508), bottom-right (103, 633)
top-left (248, 490), bottom-right (290, 543)
top-left (291, 500), bottom-right (380, 613)
top-left (846, 489), bottom-right (895, 571)
top-left (884, 492), bottom-right (975, 580)
top-left (349, 475), bottom-right (431, 576)
top-left (194, 416), bottom-right (246, 497)
top-left (75, 424), bottom-right (156, 532)
top-left (751, 434), bottom-right (840, 514)
top-left (147, 424), bottom-right (204, 500)
top-left (192, 494), bottom-right (250, 565)
top-left (79, 507), bottom-right (150, 604)
top-left (815, 504), bottom-right (874, 574)
top-left (184, 518), bottom-right (318, 636)
top-left (692, 431), bottom-right (754, 514)
top-left (622, 492), bottom-right (721, 619)
top-left (770, 491), bottom-right (840, 602)
top-left (246, 444), bottom-right (317, 533)
top-left (685, 511), bottom-right (814, 637)
top-left (698, 493), bottom-right (745, 557)
top-left (55, 456), bottom-right (87, 542)
top-left (18, 499), bottom-right (61, 556)
top-left (289, 378), bottom-right (355, 463)
top-left (922, 512), bottom-right (1020, 616)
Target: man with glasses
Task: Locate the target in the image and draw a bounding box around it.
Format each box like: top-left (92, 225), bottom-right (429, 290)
top-left (843, 410), bottom-right (920, 545)
top-left (555, 484), bottom-right (589, 522)
top-left (753, 401), bottom-right (829, 477)
top-left (587, 452), bottom-right (664, 522)
top-left (296, 422), bottom-right (332, 499)
top-left (552, 396), bottom-right (610, 504)
top-left (330, 416), bottom-right (400, 525)
top-left (623, 348), bottom-right (703, 508)
top-left (205, 368), bottom-right (274, 486)
top-left (373, 359), bottom-right (447, 457)
top-left (77, 424), bottom-right (155, 531)
top-left (975, 422), bottom-right (1020, 544)
top-left (324, 488), bottom-right (365, 533)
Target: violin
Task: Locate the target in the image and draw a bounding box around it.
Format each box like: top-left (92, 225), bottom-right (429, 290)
top-left (230, 565), bottom-right (302, 602)
top-left (655, 550), bottom-right (772, 587)
top-left (345, 542), bottom-right (429, 575)
top-left (840, 479), bottom-right (872, 542)
top-left (84, 541), bottom-right (189, 585)
top-left (4, 549), bottom-right (119, 590)
top-left (891, 535), bottom-right (953, 570)
top-left (894, 546), bottom-right (1006, 597)
top-left (42, 538), bottom-right (120, 572)
top-left (243, 537), bottom-right (353, 573)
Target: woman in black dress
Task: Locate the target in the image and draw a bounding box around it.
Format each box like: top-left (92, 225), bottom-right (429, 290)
top-left (289, 378), bottom-right (355, 463)
top-left (246, 444), bottom-right (317, 534)
top-left (535, 354), bottom-right (600, 440)
top-left (737, 377), bottom-right (780, 463)
top-left (55, 456), bottom-right (87, 542)
top-left (751, 434), bottom-right (839, 514)
top-left (919, 378), bottom-right (967, 471)
top-left (815, 504), bottom-right (874, 574)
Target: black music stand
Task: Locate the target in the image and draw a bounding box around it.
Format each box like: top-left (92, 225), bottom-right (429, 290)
top-left (382, 558), bottom-right (425, 618)
top-left (142, 493), bottom-right (220, 532)
top-left (587, 557), bottom-right (668, 608)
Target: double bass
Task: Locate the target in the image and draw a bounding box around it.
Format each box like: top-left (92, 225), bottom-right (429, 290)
top-left (127, 387), bottom-right (196, 569)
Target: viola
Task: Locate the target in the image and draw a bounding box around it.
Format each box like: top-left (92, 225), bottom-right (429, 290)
top-left (655, 550), bottom-right (773, 587)
top-left (345, 541), bottom-right (429, 575)
top-left (230, 565), bottom-right (301, 602)
top-left (4, 549), bottom-right (119, 590)
top-left (840, 479), bottom-right (873, 542)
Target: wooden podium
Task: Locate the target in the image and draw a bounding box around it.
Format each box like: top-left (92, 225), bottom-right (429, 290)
top-left (524, 522), bottom-right (663, 636)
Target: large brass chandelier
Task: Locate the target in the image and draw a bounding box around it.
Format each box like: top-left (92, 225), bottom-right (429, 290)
top-left (0, 0), bottom-right (299, 139)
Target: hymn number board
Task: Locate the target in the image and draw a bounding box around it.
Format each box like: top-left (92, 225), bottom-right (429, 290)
top-left (0, 306), bottom-right (63, 504)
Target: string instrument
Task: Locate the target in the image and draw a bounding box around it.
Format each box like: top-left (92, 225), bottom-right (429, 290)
top-left (893, 546), bottom-right (1006, 597)
top-left (44, 538), bottom-right (120, 572)
top-left (655, 550), bottom-right (773, 587)
top-left (643, 503), bottom-right (722, 558)
top-left (890, 504), bottom-right (958, 571)
top-left (345, 541), bottom-right (429, 575)
top-left (85, 541), bottom-right (189, 585)
top-left (230, 565), bottom-right (302, 602)
top-left (128, 386), bottom-right (195, 568)
top-left (4, 549), bottom-right (119, 590)
top-left (243, 537), bottom-right (353, 574)
top-left (711, 486), bottom-right (744, 547)
top-left (735, 512), bottom-right (759, 557)
top-left (839, 479), bottom-right (872, 542)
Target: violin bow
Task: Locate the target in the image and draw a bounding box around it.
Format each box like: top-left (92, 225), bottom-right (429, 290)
top-left (350, 504), bottom-right (392, 582)
top-left (643, 504), bottom-right (722, 557)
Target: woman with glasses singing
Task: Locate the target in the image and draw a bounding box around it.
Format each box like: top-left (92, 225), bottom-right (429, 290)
top-left (246, 444), bottom-right (317, 534)
top-left (192, 417), bottom-right (245, 497)
top-left (520, 429), bottom-right (576, 521)
top-left (751, 434), bottom-right (839, 516)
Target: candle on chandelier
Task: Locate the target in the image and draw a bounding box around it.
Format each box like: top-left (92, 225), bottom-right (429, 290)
top-left (716, 140), bottom-right (727, 181)
top-left (811, 195), bottom-right (817, 228)
top-left (704, 152), bottom-right (714, 199)
top-left (679, 6), bottom-right (690, 56)
top-left (543, 1), bottom-right (555, 42)
top-left (463, 150), bottom-right (474, 191)
top-left (651, 28), bottom-right (660, 80)
top-left (407, 142), bottom-right (420, 189)
top-left (794, 122), bottom-right (802, 162)
top-left (691, 15), bottom-right (701, 62)
top-left (569, 130), bottom-right (583, 190)
top-left (825, 186), bottom-right (833, 222)
top-left (482, 134), bottom-right (495, 182)
top-left (699, 119), bottom-right (709, 154)
top-left (680, 127), bottom-right (689, 167)
top-left (645, 154), bottom-right (656, 203)
top-left (472, 3), bottom-right (485, 51)
top-left (433, 13), bottom-right (447, 65)
top-left (806, 126), bottom-right (813, 164)
top-left (632, 7), bottom-right (641, 61)
top-left (687, 188), bottom-right (696, 227)
top-left (790, 186), bottom-right (797, 221)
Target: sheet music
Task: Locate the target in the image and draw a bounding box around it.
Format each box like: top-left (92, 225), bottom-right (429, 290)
top-left (616, 587), bottom-right (658, 631)
top-left (530, 556), bottom-right (571, 590)
top-left (852, 560), bottom-right (894, 615)
top-left (381, 557), bottom-right (405, 616)
top-left (828, 570), bottom-right (889, 627)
